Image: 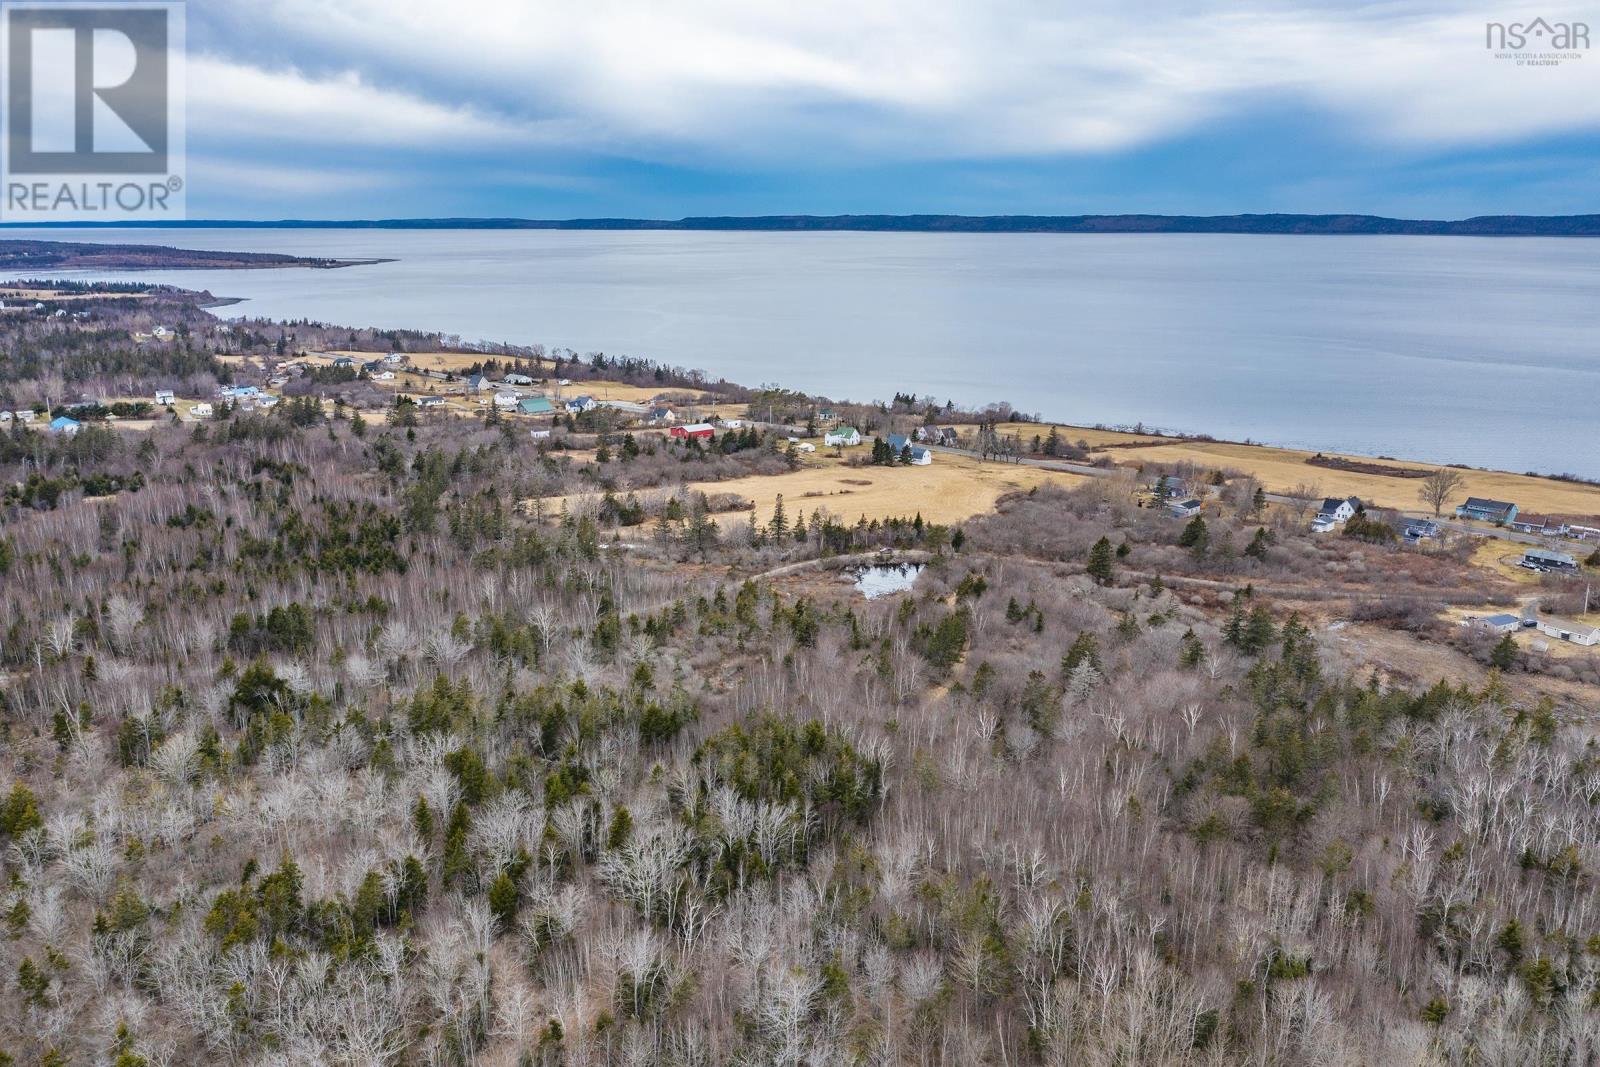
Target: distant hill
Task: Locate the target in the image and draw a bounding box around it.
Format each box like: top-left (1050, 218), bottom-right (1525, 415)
top-left (10, 213), bottom-right (1600, 236)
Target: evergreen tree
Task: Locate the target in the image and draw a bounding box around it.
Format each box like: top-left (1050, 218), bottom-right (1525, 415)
top-left (1180, 628), bottom-right (1206, 668)
top-left (1490, 632), bottom-right (1519, 671)
top-left (1178, 515), bottom-right (1209, 548)
top-left (1086, 536), bottom-right (1115, 584)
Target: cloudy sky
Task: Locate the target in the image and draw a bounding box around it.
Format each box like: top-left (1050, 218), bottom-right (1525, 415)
top-left (181, 0), bottom-right (1600, 219)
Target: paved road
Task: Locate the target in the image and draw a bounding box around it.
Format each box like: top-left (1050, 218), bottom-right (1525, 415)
top-left (926, 444), bottom-right (1579, 551)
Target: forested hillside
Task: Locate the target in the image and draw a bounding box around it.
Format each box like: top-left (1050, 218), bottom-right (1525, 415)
top-left (0, 288), bottom-right (1596, 1066)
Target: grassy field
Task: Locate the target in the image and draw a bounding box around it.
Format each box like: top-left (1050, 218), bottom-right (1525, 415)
top-left (999, 421), bottom-right (1600, 520)
top-left (682, 450), bottom-right (1089, 526)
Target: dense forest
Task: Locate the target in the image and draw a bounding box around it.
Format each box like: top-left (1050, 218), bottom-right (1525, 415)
top-left (0, 287), bottom-right (1597, 1066)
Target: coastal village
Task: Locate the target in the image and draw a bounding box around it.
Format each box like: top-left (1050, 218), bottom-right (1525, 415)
top-left (18, 322), bottom-right (1598, 665)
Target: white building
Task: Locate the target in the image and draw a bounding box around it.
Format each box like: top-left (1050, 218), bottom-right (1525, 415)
top-left (1535, 617), bottom-right (1600, 647)
top-left (190, 403), bottom-right (213, 419)
top-left (824, 426), bottom-right (862, 447)
top-left (154, 390), bottom-right (175, 406)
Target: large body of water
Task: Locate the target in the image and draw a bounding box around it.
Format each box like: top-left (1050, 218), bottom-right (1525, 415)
top-left (18, 227), bottom-right (1600, 477)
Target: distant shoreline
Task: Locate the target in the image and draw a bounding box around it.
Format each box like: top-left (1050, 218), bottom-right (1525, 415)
top-left (4, 212), bottom-right (1600, 237)
top-left (0, 239), bottom-right (390, 271)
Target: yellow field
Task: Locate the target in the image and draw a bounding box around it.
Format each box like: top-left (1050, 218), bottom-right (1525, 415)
top-left (996, 421), bottom-right (1168, 448)
top-left (998, 422), bottom-right (1600, 520)
top-left (680, 451), bottom-right (1088, 526)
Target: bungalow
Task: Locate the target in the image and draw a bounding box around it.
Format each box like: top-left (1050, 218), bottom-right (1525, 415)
top-left (372, 370), bottom-right (395, 381)
top-left (417, 396), bottom-right (446, 408)
top-left (1509, 516), bottom-right (1571, 537)
top-left (1475, 613), bottom-right (1524, 634)
top-left (566, 396), bottom-right (597, 413)
top-left (816, 408), bottom-right (839, 424)
top-left (1456, 497), bottom-right (1518, 525)
top-left (670, 423), bottom-right (716, 441)
top-left (256, 394), bottom-right (279, 409)
top-left (49, 415), bottom-right (80, 435)
top-left (887, 434), bottom-right (933, 465)
top-left (502, 373), bottom-right (536, 386)
top-left (824, 426), bottom-right (862, 447)
top-left (154, 389), bottom-right (175, 406)
top-left (1150, 476), bottom-right (1184, 500)
top-left (1522, 548), bottom-right (1579, 573)
top-left (648, 406), bottom-right (676, 424)
top-left (493, 391), bottom-right (521, 409)
top-left (1402, 518), bottom-right (1440, 543)
top-left (332, 356), bottom-right (356, 368)
top-left (233, 385), bottom-right (261, 398)
top-left (1535, 617), bottom-right (1600, 647)
top-left (518, 396), bottom-right (556, 416)
top-left (189, 403), bottom-right (213, 419)
top-left (1169, 499), bottom-right (1203, 519)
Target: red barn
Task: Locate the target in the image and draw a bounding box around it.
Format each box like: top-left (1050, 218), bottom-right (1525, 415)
top-left (670, 422), bottom-right (716, 441)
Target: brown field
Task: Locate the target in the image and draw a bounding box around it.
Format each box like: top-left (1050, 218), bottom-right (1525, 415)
top-left (685, 452), bottom-right (1088, 526)
top-left (1000, 421), bottom-right (1600, 520)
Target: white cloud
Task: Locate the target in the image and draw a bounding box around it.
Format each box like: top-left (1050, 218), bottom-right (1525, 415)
top-left (186, 55), bottom-right (571, 148)
top-left (186, 1), bottom-right (1600, 162)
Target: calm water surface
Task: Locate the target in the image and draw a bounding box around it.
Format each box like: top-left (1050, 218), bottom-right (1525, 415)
top-left (19, 227), bottom-right (1600, 476)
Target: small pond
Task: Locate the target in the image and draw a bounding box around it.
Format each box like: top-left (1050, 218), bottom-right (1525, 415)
top-left (852, 562), bottom-right (925, 599)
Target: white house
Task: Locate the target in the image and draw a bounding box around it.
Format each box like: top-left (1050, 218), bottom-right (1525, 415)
top-left (1473, 613), bottom-right (1523, 635)
top-left (566, 396), bottom-right (597, 413)
top-left (824, 426), bottom-right (862, 447)
top-left (722, 418), bottom-right (745, 429)
top-left (795, 442), bottom-right (816, 453)
top-left (13, 410), bottom-right (35, 424)
top-left (887, 434), bottom-right (933, 465)
top-left (1311, 496), bottom-right (1360, 532)
top-left (529, 428), bottom-right (552, 440)
top-left (467, 374), bottom-right (493, 392)
top-left (154, 390), bottom-right (176, 406)
top-left (1535, 617), bottom-right (1600, 647)
top-left (372, 370), bottom-right (395, 381)
top-left (383, 352), bottom-right (405, 364)
top-left (1168, 499), bottom-right (1203, 519)
top-left (494, 391), bottom-right (521, 409)
top-left (189, 403), bottom-right (213, 419)
top-left (417, 396), bottom-right (446, 408)
top-left (502, 373), bottom-right (536, 386)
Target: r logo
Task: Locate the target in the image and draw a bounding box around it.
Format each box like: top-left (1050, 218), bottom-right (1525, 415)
top-left (6, 6), bottom-right (168, 173)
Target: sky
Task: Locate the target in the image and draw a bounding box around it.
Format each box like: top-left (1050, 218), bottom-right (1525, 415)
top-left (177, 0), bottom-right (1600, 219)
